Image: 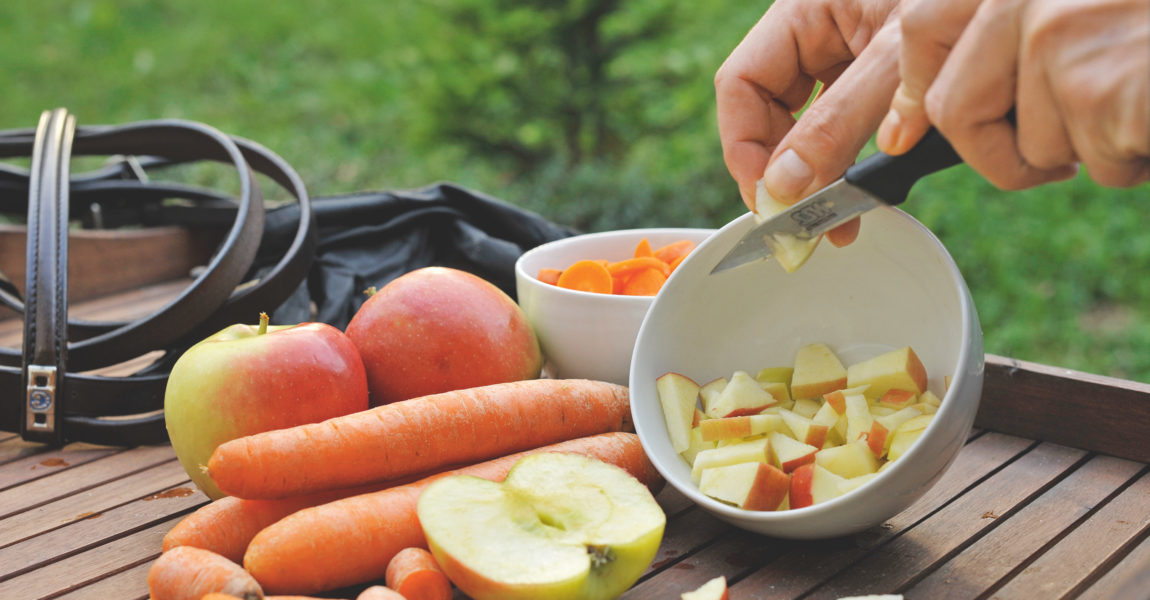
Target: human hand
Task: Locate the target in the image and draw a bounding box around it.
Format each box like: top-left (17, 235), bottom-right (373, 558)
top-left (877, 0), bottom-right (1150, 188)
top-left (715, 0), bottom-right (901, 247)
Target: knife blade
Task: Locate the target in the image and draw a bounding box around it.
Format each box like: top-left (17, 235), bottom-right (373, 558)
top-left (711, 126), bottom-right (964, 275)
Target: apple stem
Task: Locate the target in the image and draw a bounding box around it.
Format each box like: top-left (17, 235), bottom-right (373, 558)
top-left (258, 312), bottom-right (269, 335)
top-left (364, 286), bottom-right (378, 297)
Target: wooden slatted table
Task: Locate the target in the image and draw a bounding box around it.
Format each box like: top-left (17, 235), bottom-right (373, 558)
top-left (2, 280), bottom-right (1148, 600)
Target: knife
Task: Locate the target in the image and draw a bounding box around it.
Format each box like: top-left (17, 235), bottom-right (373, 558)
top-left (710, 126), bottom-right (964, 274)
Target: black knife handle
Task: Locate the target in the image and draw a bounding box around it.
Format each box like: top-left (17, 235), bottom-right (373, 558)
top-left (844, 127), bottom-right (962, 206)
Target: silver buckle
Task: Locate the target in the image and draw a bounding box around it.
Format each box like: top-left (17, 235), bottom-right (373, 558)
top-left (26, 365), bottom-right (57, 433)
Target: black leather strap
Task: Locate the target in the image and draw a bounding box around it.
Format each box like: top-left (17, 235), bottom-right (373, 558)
top-left (0, 109), bottom-right (315, 446)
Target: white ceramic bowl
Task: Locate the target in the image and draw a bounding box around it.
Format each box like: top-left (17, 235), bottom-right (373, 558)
top-left (515, 228), bottom-right (715, 385)
top-left (630, 208), bottom-right (983, 539)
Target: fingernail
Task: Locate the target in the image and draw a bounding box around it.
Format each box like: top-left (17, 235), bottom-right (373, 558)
top-left (877, 109), bottom-right (902, 154)
top-left (763, 149), bottom-right (813, 201)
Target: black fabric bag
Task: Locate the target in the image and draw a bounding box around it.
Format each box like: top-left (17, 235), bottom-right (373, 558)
top-left (0, 109), bottom-right (576, 446)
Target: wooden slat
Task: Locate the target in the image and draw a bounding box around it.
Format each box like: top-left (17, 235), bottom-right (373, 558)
top-left (0, 444), bottom-right (175, 519)
top-left (1076, 533), bottom-right (1150, 600)
top-left (51, 560), bottom-right (154, 600)
top-left (0, 443), bottom-right (121, 491)
top-left (0, 458), bottom-right (188, 547)
top-left (902, 455), bottom-right (1145, 598)
top-left (0, 481), bottom-right (205, 582)
top-left (624, 527), bottom-right (782, 598)
top-left (979, 354), bottom-right (1150, 462)
top-left (731, 432), bottom-right (1034, 597)
top-left (0, 435), bottom-right (50, 465)
top-left (0, 517), bottom-right (176, 600)
top-left (635, 507), bottom-right (733, 585)
top-left (808, 443), bottom-right (1087, 599)
top-left (992, 469), bottom-right (1150, 598)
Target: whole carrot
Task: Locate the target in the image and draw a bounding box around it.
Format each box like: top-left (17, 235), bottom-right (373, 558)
top-left (208, 379), bottom-right (632, 499)
top-left (244, 432), bottom-right (660, 594)
top-left (386, 547), bottom-right (451, 600)
top-left (147, 546), bottom-right (262, 600)
top-left (356, 587), bottom-right (406, 600)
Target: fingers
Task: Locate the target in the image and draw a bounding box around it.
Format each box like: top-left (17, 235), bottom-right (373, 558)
top-left (924, 0), bottom-right (1077, 189)
top-left (716, 0), bottom-right (898, 209)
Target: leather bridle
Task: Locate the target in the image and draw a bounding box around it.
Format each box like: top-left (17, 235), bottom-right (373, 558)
top-left (0, 108), bottom-right (316, 446)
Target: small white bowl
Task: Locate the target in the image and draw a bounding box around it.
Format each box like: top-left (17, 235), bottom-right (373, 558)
top-left (515, 228), bottom-right (714, 385)
top-left (630, 208), bottom-right (984, 539)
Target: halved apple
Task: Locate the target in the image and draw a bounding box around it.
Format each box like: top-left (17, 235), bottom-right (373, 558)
top-left (846, 346), bottom-right (928, 399)
top-left (790, 343), bottom-right (848, 400)
top-left (704, 370), bottom-right (776, 418)
top-left (656, 372), bottom-right (701, 453)
top-left (681, 576), bottom-right (729, 600)
top-left (698, 461), bottom-right (790, 511)
top-left (417, 453), bottom-right (666, 600)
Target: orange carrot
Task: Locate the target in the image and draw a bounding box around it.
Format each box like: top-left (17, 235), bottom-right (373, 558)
top-left (356, 587), bottom-right (406, 600)
top-left (633, 237), bottom-right (654, 258)
top-left (536, 267), bottom-right (563, 285)
top-left (555, 259), bottom-right (613, 293)
top-left (653, 239), bottom-right (696, 265)
top-left (243, 432), bottom-right (661, 594)
top-left (208, 380), bottom-right (631, 499)
top-left (386, 547), bottom-right (451, 600)
top-left (607, 256), bottom-right (671, 279)
top-left (668, 252), bottom-right (689, 272)
top-left (621, 267), bottom-right (667, 296)
top-left (147, 546), bottom-right (263, 600)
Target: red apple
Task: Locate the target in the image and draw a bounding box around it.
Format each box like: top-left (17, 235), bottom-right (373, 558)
top-left (165, 313), bottom-right (369, 499)
top-left (346, 267), bottom-right (542, 406)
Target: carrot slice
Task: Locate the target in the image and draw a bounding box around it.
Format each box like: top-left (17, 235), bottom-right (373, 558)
top-left (668, 253), bottom-right (689, 272)
top-left (607, 256), bottom-right (671, 279)
top-left (621, 268), bottom-right (667, 296)
top-left (612, 274), bottom-right (629, 295)
top-left (633, 238), bottom-right (654, 258)
top-left (536, 268), bottom-right (563, 285)
top-left (653, 240), bottom-right (696, 265)
top-left (556, 260), bottom-right (613, 294)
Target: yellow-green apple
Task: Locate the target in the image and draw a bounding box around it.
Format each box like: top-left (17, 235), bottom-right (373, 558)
top-left (887, 414), bottom-right (934, 461)
top-left (789, 463), bottom-right (847, 509)
top-left (846, 346), bottom-right (928, 399)
top-left (417, 453), bottom-right (665, 600)
top-left (704, 371), bottom-right (776, 418)
top-left (768, 431), bottom-right (818, 473)
top-left (690, 437), bottom-right (770, 483)
top-left (753, 179), bottom-right (821, 273)
top-left (878, 388), bottom-right (917, 410)
top-left (699, 413), bottom-right (786, 443)
top-left (682, 576), bottom-right (729, 600)
top-left (164, 313), bottom-right (369, 499)
top-left (346, 267), bottom-right (541, 406)
top-left (814, 440), bottom-right (879, 479)
top-left (779, 408), bottom-right (829, 448)
top-left (656, 372), bottom-right (701, 453)
top-left (790, 343), bottom-right (848, 399)
top-left (698, 462), bottom-right (790, 511)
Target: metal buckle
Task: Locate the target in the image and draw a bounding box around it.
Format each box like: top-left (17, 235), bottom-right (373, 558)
top-left (25, 365), bottom-right (57, 433)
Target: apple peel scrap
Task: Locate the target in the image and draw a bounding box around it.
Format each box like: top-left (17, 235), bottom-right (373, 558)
top-left (656, 343), bottom-right (947, 512)
top-left (417, 452), bottom-right (665, 600)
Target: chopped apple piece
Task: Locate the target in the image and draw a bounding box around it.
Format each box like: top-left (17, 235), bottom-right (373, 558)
top-left (815, 440), bottom-right (879, 478)
top-left (878, 388), bottom-right (917, 410)
top-left (810, 401), bottom-right (842, 445)
top-left (909, 402), bottom-right (939, 415)
top-left (869, 406), bottom-right (897, 417)
top-left (843, 393), bottom-right (874, 445)
top-left (682, 576), bottom-right (729, 600)
top-left (699, 377), bottom-right (727, 408)
top-left (823, 385), bottom-right (871, 414)
top-left (755, 366), bottom-right (793, 386)
top-left (874, 407), bottom-right (924, 453)
top-left (681, 426), bottom-right (716, 464)
top-left (657, 372), bottom-right (701, 453)
top-left (791, 343), bottom-right (848, 399)
top-left (705, 370), bottom-right (776, 418)
top-left (846, 346), bottom-right (928, 399)
top-left (920, 390), bottom-right (942, 407)
top-left (753, 179), bottom-right (822, 273)
top-left (760, 380), bottom-right (792, 406)
top-left (789, 463), bottom-right (847, 509)
top-left (887, 414), bottom-right (934, 461)
top-left (699, 462), bottom-right (790, 511)
top-left (768, 431), bottom-right (818, 473)
top-left (779, 408), bottom-right (829, 448)
top-left (792, 397), bottom-right (821, 418)
top-left (838, 472), bottom-right (880, 495)
top-left (691, 437), bottom-right (770, 483)
top-left (699, 413), bottom-right (787, 442)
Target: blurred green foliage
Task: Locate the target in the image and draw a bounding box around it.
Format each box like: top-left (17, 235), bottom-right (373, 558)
top-left (1, 0), bottom-right (1147, 381)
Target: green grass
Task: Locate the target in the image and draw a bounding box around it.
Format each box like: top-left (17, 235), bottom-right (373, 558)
top-left (2, 0), bottom-right (1147, 381)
